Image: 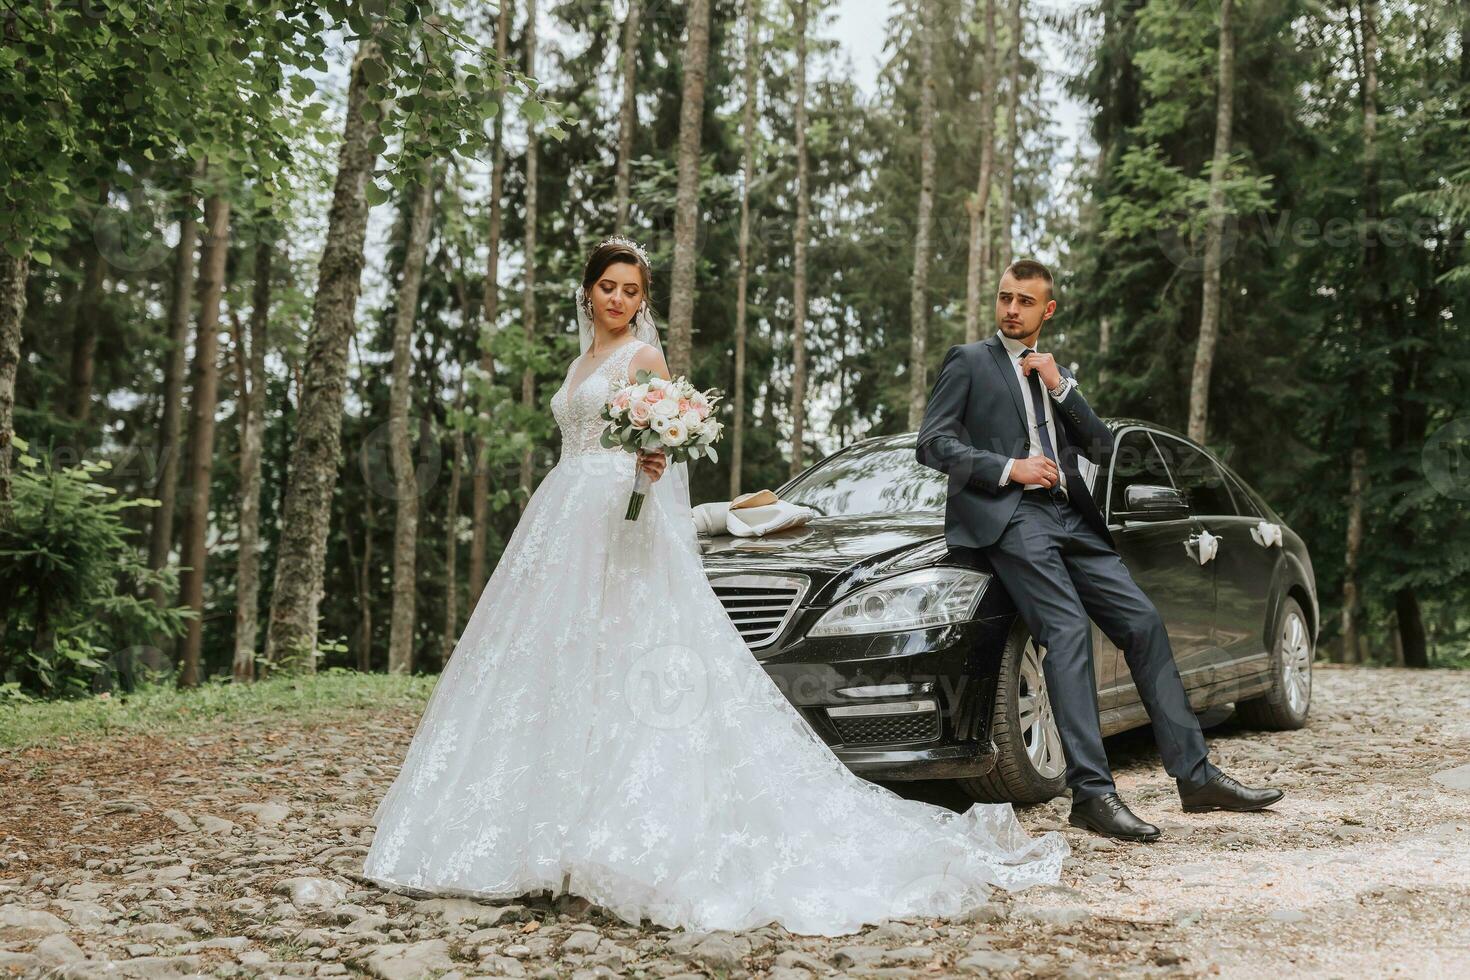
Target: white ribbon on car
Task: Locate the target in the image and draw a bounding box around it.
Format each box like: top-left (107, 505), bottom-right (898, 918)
top-left (1249, 520), bottom-right (1283, 548)
top-left (1194, 528), bottom-right (1221, 566)
top-left (692, 489), bottom-right (815, 537)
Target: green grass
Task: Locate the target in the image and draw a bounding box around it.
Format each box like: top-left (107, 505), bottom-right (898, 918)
top-left (0, 669), bottom-right (438, 750)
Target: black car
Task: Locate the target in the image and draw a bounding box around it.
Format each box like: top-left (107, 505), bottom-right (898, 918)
top-left (698, 421), bottom-right (1318, 804)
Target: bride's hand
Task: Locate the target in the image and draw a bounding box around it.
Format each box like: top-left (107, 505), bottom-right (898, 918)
top-left (637, 449), bottom-right (667, 483)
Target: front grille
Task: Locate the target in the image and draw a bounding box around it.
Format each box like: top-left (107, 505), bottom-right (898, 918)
top-left (832, 711), bottom-right (941, 745)
top-left (709, 574), bottom-right (808, 653)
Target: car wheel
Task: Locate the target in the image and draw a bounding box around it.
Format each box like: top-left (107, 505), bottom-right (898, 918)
top-left (1233, 596), bottom-right (1312, 730)
top-left (958, 619), bottom-right (1068, 805)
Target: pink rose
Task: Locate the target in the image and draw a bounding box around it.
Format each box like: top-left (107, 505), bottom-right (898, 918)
top-left (645, 388), bottom-right (665, 404)
top-left (612, 391), bottom-right (631, 411)
top-left (679, 399), bottom-right (691, 413)
top-left (629, 401), bottom-right (652, 428)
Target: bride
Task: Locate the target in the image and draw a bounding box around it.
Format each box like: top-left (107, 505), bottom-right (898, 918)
top-left (362, 237), bottom-right (1069, 937)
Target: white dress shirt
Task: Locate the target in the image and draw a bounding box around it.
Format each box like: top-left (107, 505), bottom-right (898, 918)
top-left (995, 330), bottom-right (1077, 497)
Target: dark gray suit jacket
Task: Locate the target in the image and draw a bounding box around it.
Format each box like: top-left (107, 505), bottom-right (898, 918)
top-left (915, 336), bottom-right (1115, 550)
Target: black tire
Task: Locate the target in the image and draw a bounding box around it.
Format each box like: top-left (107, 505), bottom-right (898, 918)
top-left (1233, 596), bottom-right (1312, 730)
top-left (957, 619), bottom-right (1068, 805)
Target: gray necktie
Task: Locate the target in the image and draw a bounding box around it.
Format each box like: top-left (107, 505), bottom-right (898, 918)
top-left (1021, 348), bottom-right (1059, 471)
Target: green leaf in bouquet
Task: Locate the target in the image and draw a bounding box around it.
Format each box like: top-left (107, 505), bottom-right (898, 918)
top-left (599, 429), bottom-right (617, 449)
top-left (706, 446), bottom-right (719, 464)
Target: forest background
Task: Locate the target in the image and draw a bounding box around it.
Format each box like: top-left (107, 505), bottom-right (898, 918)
top-left (2, 0), bottom-right (1466, 699)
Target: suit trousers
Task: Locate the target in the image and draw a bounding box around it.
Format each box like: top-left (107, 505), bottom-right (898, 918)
top-left (983, 490), bottom-right (1222, 802)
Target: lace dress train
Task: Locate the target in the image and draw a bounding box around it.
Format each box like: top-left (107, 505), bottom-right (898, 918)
top-left (363, 339), bottom-right (1068, 936)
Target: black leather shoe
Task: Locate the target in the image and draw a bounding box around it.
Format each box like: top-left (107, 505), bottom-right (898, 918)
top-left (1177, 771), bottom-right (1283, 813)
top-left (1068, 792), bottom-right (1161, 842)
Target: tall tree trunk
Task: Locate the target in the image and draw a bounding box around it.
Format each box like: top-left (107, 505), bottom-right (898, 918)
top-left (666, 0), bottom-right (713, 377)
top-left (1387, 278), bottom-right (1431, 668)
top-left (964, 0), bottom-right (998, 345)
top-left (994, 0), bottom-right (1022, 277)
top-left (906, 0), bottom-right (938, 431)
top-left (265, 40), bottom-right (384, 670)
top-left (388, 168), bottom-right (435, 676)
top-left (175, 194), bottom-right (231, 689)
top-left (67, 183), bottom-right (109, 427)
top-left (730, 0), bottom-right (759, 498)
top-left (1339, 446), bottom-right (1365, 663)
top-left (470, 0), bottom-right (512, 601)
top-left (1396, 589), bottom-right (1428, 668)
top-left (231, 234), bottom-right (272, 683)
top-left (518, 0), bottom-right (541, 510)
top-left (788, 0), bottom-right (810, 478)
top-left (346, 506), bottom-right (374, 672)
top-left (147, 193), bottom-right (199, 612)
top-left (443, 383), bottom-right (465, 664)
top-left (67, 250), bottom-right (103, 423)
top-left (0, 250), bottom-right (28, 523)
top-left (1187, 0), bottom-right (1235, 443)
top-left (1341, 0), bottom-right (1378, 664)
top-left (615, 0), bottom-right (642, 229)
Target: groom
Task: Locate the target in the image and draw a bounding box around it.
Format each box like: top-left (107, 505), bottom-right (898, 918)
top-left (916, 259), bottom-right (1282, 842)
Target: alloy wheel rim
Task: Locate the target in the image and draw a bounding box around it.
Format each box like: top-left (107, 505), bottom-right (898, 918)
top-left (1018, 639), bottom-right (1066, 779)
top-left (1281, 610), bottom-right (1312, 715)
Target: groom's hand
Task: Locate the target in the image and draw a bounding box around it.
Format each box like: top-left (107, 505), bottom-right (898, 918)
top-left (1011, 456), bottom-right (1060, 487)
top-left (1020, 350), bottom-right (1063, 392)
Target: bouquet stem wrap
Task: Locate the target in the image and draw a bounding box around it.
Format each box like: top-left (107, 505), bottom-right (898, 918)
top-left (626, 465), bottom-right (654, 521)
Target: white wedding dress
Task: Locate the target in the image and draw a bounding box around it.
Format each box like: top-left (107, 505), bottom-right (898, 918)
top-left (362, 338), bottom-right (1068, 937)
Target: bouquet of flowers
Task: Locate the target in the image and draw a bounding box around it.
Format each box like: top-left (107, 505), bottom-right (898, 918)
top-left (599, 370), bottom-right (725, 521)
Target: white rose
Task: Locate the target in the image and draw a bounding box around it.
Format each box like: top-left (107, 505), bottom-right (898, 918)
top-left (651, 414), bottom-right (670, 433)
top-left (629, 383), bottom-right (650, 401)
top-left (660, 420), bottom-right (687, 446)
top-left (680, 410), bottom-right (702, 430)
top-left (649, 397), bottom-right (680, 419)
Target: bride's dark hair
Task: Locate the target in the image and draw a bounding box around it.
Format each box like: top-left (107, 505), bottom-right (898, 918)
top-left (581, 239), bottom-right (652, 300)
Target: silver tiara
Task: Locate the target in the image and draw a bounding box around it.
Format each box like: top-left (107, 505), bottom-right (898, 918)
top-left (599, 235), bottom-right (650, 265)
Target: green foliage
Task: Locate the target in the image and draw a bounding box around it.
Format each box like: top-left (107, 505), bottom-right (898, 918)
top-left (0, 1), bottom-right (555, 256)
top-left (8, 0), bottom-right (1466, 682)
top-left (1102, 146), bottom-right (1273, 251)
top-left (0, 443), bottom-right (188, 697)
top-left (0, 669), bottom-right (437, 750)
top-left (1067, 0), bottom-right (1470, 662)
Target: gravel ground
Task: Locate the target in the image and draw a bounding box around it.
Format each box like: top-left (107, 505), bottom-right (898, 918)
top-left (2, 665), bottom-right (1467, 979)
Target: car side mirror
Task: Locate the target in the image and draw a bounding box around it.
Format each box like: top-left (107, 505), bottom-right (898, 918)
top-left (1123, 484), bottom-right (1190, 519)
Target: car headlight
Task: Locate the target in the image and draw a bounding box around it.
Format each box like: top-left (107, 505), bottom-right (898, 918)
top-left (807, 567), bottom-right (992, 638)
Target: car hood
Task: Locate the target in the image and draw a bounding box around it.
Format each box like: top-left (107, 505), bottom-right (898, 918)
top-left (698, 510), bottom-right (946, 578)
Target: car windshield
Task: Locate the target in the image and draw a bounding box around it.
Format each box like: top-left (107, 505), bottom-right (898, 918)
top-left (781, 443), bottom-right (948, 516)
